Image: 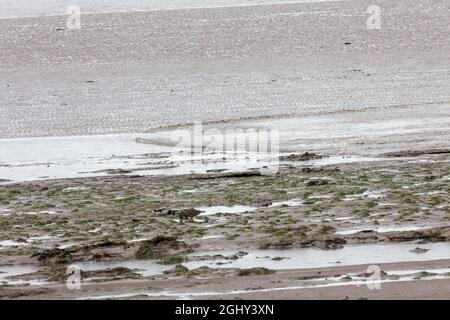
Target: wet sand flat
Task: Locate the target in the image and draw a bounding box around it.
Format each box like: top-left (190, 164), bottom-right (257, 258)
top-left (1, 103), bottom-right (449, 183)
top-left (1, 0), bottom-right (449, 301)
top-left (1, 0), bottom-right (450, 138)
top-left (0, 0), bottom-right (348, 19)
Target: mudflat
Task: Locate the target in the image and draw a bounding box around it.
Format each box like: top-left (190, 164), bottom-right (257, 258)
top-left (1, 0), bottom-right (450, 138)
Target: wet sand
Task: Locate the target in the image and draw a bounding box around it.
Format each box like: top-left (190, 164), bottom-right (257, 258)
top-left (1, 0), bottom-right (450, 138)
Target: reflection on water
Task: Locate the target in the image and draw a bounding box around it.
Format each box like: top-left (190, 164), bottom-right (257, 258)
top-left (184, 242), bottom-right (450, 270)
top-left (0, 264), bottom-right (49, 286)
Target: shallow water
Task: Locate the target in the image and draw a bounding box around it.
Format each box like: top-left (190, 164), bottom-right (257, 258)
top-left (0, 240), bottom-right (28, 247)
top-left (194, 235), bottom-right (225, 241)
top-left (270, 199), bottom-right (303, 207)
top-left (0, 133), bottom-right (281, 182)
top-left (0, 265), bottom-right (38, 278)
top-left (70, 242), bottom-right (450, 279)
top-left (197, 205), bottom-right (257, 216)
top-left (0, 264), bottom-right (48, 286)
top-left (184, 242), bottom-right (450, 270)
top-left (0, 134), bottom-right (171, 182)
top-left (71, 260), bottom-right (172, 277)
top-left (335, 225), bottom-right (433, 235)
top-left (3, 242), bottom-right (448, 286)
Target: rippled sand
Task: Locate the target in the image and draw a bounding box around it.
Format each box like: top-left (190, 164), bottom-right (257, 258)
top-left (1, 0), bottom-right (449, 138)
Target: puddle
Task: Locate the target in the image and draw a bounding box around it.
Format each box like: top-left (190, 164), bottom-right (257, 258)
top-left (343, 190), bottom-right (385, 201)
top-left (197, 206), bottom-right (257, 216)
top-left (297, 156), bottom-right (391, 167)
top-left (1, 279), bottom-right (52, 286)
top-left (335, 225), bottom-right (433, 235)
top-left (63, 186), bottom-right (90, 192)
top-left (1, 235), bottom-right (63, 248)
top-left (58, 242), bottom-right (84, 249)
top-left (71, 260), bottom-right (172, 277)
top-left (72, 241), bottom-right (450, 299)
top-left (0, 134), bottom-right (173, 183)
top-left (270, 199), bottom-right (303, 207)
top-left (0, 240), bottom-right (28, 247)
top-left (308, 195), bottom-right (334, 200)
top-left (0, 265), bottom-right (38, 278)
top-left (10, 211), bottom-right (41, 216)
top-left (128, 238), bottom-right (150, 243)
top-left (39, 210), bottom-right (59, 215)
top-left (182, 189), bottom-right (198, 194)
top-left (27, 235), bottom-right (55, 242)
top-left (333, 216), bottom-right (356, 221)
top-left (0, 265), bottom-right (48, 286)
top-left (184, 242), bottom-right (450, 270)
top-left (173, 218), bottom-right (205, 223)
top-left (59, 242), bottom-right (450, 282)
top-left (193, 235), bottom-right (225, 241)
top-left (378, 203), bottom-right (398, 207)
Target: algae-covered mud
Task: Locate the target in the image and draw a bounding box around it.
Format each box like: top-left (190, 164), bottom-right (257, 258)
top-left (0, 148), bottom-right (449, 299)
